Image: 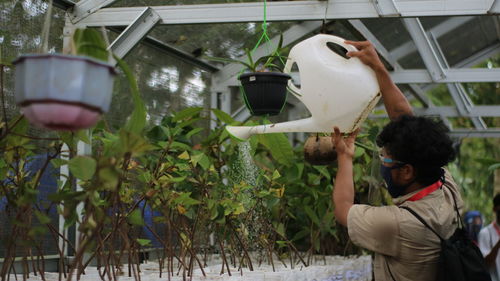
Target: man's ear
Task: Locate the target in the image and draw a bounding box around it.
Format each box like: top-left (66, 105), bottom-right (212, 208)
top-left (400, 164), bottom-right (416, 181)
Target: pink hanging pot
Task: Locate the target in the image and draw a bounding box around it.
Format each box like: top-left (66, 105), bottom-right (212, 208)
top-left (13, 53), bottom-right (115, 130)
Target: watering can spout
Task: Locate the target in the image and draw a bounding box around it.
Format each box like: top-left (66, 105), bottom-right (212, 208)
top-left (226, 126), bottom-right (253, 141)
top-left (226, 118), bottom-right (321, 141)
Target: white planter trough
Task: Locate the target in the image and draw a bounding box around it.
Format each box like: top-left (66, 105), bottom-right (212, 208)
top-left (8, 255), bottom-right (371, 281)
top-left (13, 54), bottom-right (115, 130)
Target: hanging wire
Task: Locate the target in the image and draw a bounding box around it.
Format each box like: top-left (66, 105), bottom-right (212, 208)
top-left (40, 0), bottom-right (54, 53)
top-left (321, 0), bottom-right (330, 34)
top-left (246, 0), bottom-right (286, 68)
top-left (238, 0), bottom-right (286, 119)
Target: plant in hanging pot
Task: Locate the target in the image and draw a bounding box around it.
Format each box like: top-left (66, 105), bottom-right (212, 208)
top-left (207, 35), bottom-right (291, 116)
top-left (13, 28), bottom-right (115, 130)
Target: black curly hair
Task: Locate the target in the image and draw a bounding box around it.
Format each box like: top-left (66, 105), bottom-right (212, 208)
top-left (376, 115), bottom-right (456, 186)
top-left (494, 193), bottom-right (500, 208)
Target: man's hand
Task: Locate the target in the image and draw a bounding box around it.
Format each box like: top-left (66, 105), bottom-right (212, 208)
top-left (331, 127), bottom-right (359, 160)
top-left (344, 40), bottom-right (386, 73)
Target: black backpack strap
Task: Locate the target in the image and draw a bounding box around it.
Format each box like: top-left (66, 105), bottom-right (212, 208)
top-left (446, 185), bottom-right (465, 229)
top-left (400, 206), bottom-right (444, 241)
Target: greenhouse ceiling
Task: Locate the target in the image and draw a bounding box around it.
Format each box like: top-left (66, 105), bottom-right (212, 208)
top-left (53, 0), bottom-right (500, 138)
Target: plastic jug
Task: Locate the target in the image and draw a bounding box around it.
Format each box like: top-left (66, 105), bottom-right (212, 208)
top-left (226, 34), bottom-right (381, 141)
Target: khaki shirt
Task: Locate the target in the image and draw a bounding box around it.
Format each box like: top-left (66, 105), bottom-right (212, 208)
top-left (347, 169), bottom-right (463, 281)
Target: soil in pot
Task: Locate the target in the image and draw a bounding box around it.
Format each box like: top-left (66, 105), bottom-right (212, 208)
top-left (239, 72), bottom-right (291, 116)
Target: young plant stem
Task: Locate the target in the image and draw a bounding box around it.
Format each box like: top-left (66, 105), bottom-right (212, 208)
top-left (216, 233), bottom-right (231, 276)
top-left (227, 220), bottom-right (253, 271)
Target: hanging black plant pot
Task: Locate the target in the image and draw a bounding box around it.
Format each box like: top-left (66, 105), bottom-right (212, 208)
top-left (239, 72), bottom-right (291, 116)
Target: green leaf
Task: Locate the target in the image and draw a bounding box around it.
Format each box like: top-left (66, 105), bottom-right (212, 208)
top-left (169, 176), bottom-right (187, 183)
top-left (115, 55), bottom-right (147, 134)
top-left (174, 192), bottom-right (200, 206)
top-left (69, 156), bottom-right (96, 180)
top-left (186, 128), bottom-right (204, 139)
top-left (304, 205), bottom-right (321, 227)
top-left (136, 238), bottom-right (152, 247)
top-left (313, 166), bottom-right (331, 180)
top-left (118, 130), bottom-right (156, 155)
top-left (354, 146), bottom-right (366, 158)
top-left (34, 211), bottom-right (51, 224)
top-left (172, 107), bottom-right (203, 122)
top-left (128, 209), bottom-right (144, 226)
top-left (276, 223), bottom-right (285, 237)
top-left (74, 130), bottom-right (91, 144)
top-left (272, 170), bottom-right (281, 180)
top-left (191, 152), bottom-right (210, 170)
top-left (212, 108), bottom-right (236, 124)
top-left (73, 28), bottom-right (109, 62)
top-left (258, 133), bottom-right (293, 166)
top-left (50, 158), bottom-right (68, 169)
top-left (178, 151), bottom-right (190, 160)
top-left (292, 229), bottom-right (309, 242)
top-left (488, 163), bottom-right (500, 172)
top-left (98, 167), bottom-right (119, 190)
top-left (171, 141), bottom-right (192, 151)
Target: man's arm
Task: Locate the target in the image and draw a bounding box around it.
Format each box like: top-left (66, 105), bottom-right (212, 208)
top-left (478, 228), bottom-right (500, 267)
top-left (484, 239), bottom-right (500, 267)
top-left (331, 127), bottom-right (358, 226)
top-left (345, 40), bottom-right (413, 120)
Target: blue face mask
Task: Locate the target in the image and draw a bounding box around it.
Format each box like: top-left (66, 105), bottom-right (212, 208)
top-left (380, 164), bottom-right (414, 198)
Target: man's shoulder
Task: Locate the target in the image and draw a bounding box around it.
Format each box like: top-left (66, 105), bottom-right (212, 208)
top-left (479, 223), bottom-right (494, 234)
top-left (349, 204), bottom-right (402, 225)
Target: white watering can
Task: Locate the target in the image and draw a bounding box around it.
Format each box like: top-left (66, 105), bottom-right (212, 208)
top-left (226, 34), bottom-right (381, 141)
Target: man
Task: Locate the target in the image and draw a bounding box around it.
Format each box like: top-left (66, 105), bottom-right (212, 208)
top-left (478, 194), bottom-right (500, 281)
top-left (331, 40), bottom-right (462, 281)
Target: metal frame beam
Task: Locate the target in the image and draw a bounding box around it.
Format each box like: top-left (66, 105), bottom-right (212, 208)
top-left (391, 68), bottom-right (500, 83)
top-left (448, 129), bottom-right (500, 138)
top-left (403, 18), bottom-right (446, 81)
top-left (77, 1), bottom-right (498, 27)
top-left (108, 7), bottom-right (161, 61)
top-left (107, 27), bottom-right (218, 72)
top-left (71, 0), bottom-right (119, 23)
top-left (403, 18), bottom-right (489, 130)
top-left (490, 0), bottom-right (500, 13)
top-left (390, 16), bottom-right (475, 62)
top-left (427, 32), bottom-right (488, 129)
top-left (223, 68), bottom-right (500, 87)
top-left (372, 0), bottom-right (400, 17)
top-left (371, 106), bottom-right (500, 118)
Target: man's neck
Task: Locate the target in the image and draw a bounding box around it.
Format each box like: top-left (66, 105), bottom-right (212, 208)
top-left (403, 182), bottom-right (424, 195)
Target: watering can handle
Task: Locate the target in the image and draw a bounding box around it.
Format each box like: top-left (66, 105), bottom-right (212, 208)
top-left (283, 57), bottom-right (302, 99)
top-left (320, 35), bottom-right (359, 53)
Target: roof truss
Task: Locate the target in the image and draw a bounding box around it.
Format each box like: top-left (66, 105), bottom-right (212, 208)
top-left (53, 0), bottom-right (500, 138)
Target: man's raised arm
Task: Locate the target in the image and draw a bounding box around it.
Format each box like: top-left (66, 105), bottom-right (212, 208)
top-left (345, 40), bottom-right (413, 120)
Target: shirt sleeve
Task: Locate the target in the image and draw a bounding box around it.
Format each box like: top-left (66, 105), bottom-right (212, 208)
top-left (347, 204), bottom-right (400, 257)
top-left (478, 227), bottom-right (492, 257)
